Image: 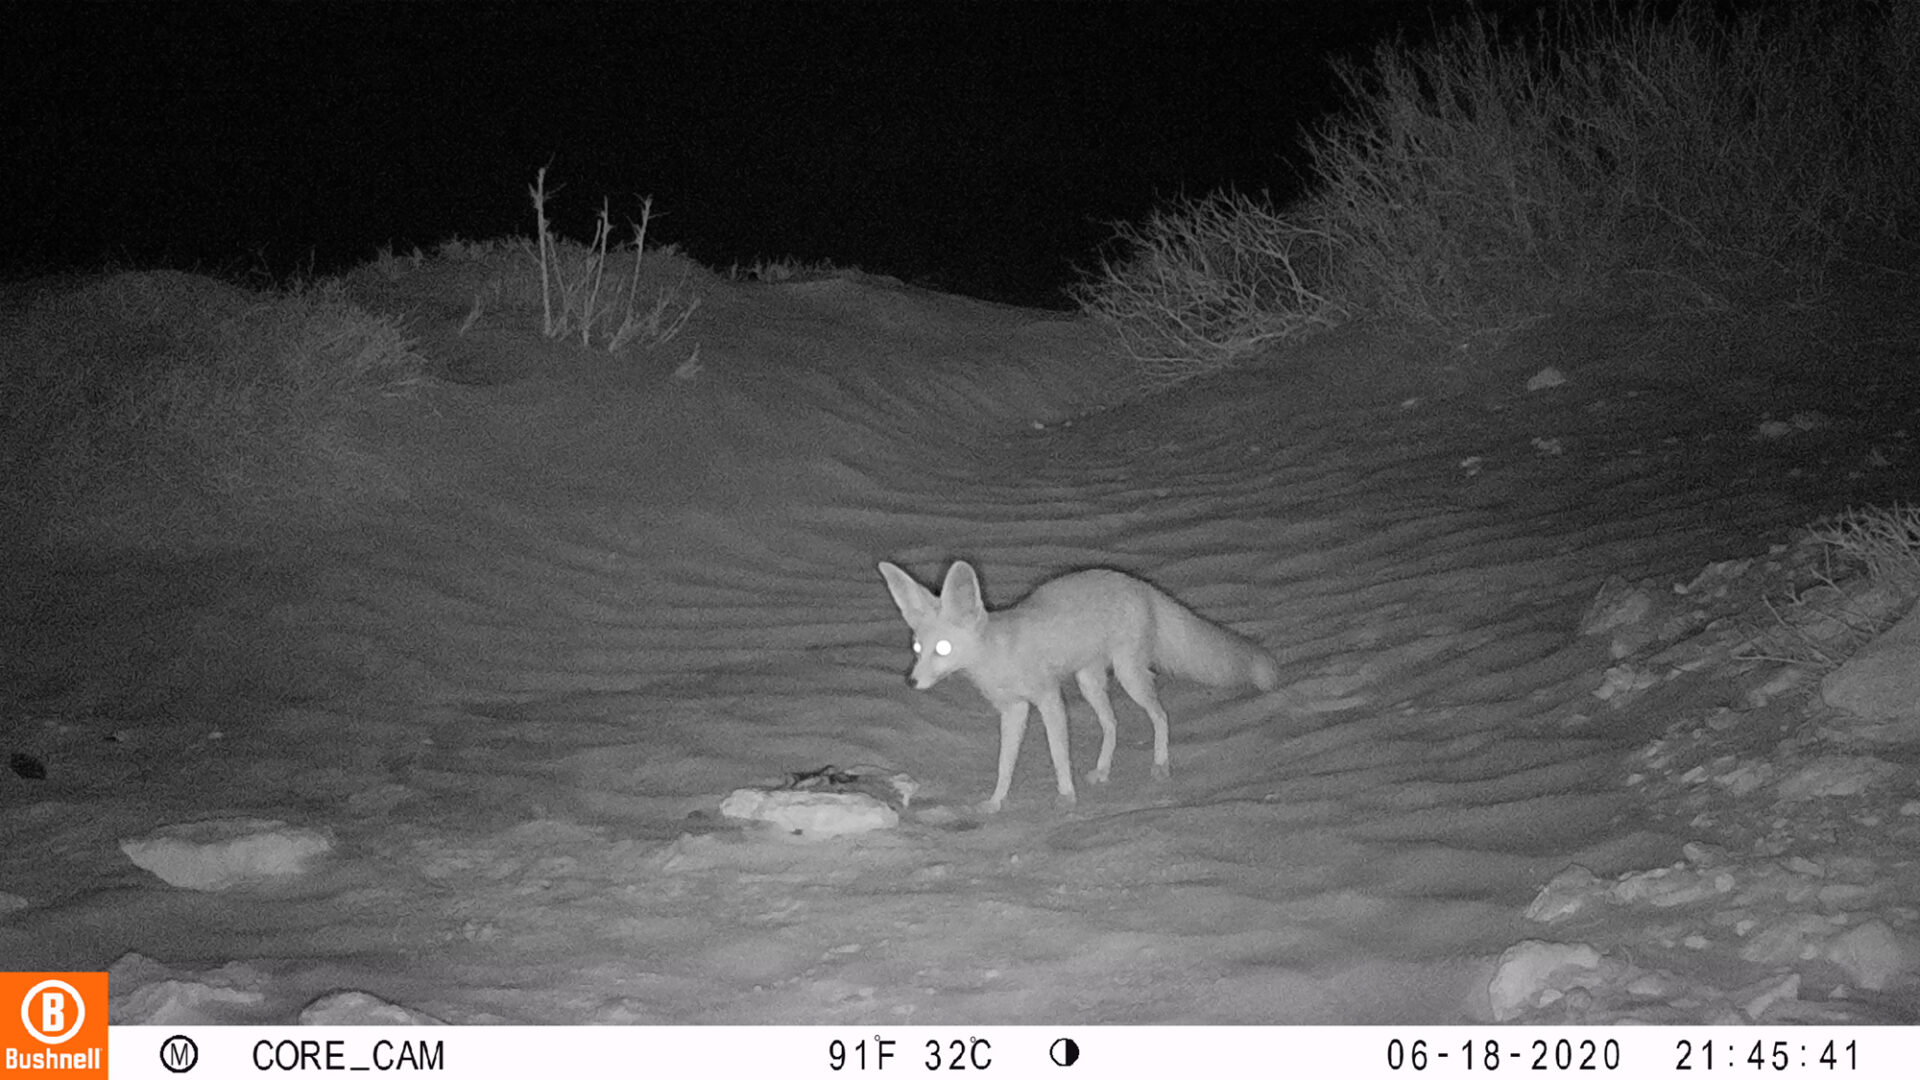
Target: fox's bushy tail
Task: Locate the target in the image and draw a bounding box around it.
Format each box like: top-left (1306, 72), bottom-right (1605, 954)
top-left (1147, 590), bottom-right (1279, 690)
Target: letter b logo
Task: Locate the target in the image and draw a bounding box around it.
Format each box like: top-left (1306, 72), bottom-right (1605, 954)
top-left (24, 979), bottom-right (84, 1043)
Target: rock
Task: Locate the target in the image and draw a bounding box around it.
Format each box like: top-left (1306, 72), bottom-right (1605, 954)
top-left (1526, 366), bottom-right (1566, 391)
top-left (300, 990), bottom-right (444, 1025)
top-left (1609, 865), bottom-right (1733, 908)
top-left (1826, 920), bottom-right (1912, 991)
top-left (1821, 602), bottom-right (1920, 732)
top-left (1580, 577), bottom-right (1654, 637)
top-left (109, 954), bottom-right (270, 1024)
top-left (1773, 756), bottom-right (1899, 800)
top-left (1734, 972), bottom-right (1801, 1020)
top-left (1739, 914), bottom-right (1834, 966)
top-left (1525, 865), bottom-right (1602, 923)
top-left (1488, 941), bottom-right (1605, 1021)
top-left (719, 789), bottom-right (899, 837)
top-left (120, 819), bottom-right (334, 891)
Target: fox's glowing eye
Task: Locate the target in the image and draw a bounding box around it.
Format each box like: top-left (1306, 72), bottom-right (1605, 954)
top-left (912, 640), bottom-right (921, 654)
top-left (934, 639), bottom-right (952, 656)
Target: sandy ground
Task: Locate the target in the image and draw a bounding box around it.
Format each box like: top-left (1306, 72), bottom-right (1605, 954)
top-left (1, 266), bottom-right (1917, 1024)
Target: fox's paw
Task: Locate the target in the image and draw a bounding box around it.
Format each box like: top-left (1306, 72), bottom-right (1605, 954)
top-left (1084, 765), bottom-right (1110, 786)
top-left (976, 795), bottom-right (1006, 815)
top-left (1054, 790), bottom-right (1078, 812)
top-left (1150, 761), bottom-right (1171, 783)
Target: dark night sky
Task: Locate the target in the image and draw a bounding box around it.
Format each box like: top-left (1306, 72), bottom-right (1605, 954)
top-left (4, 2), bottom-right (1481, 307)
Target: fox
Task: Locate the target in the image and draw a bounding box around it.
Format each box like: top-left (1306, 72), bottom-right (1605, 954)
top-left (878, 559), bottom-right (1279, 813)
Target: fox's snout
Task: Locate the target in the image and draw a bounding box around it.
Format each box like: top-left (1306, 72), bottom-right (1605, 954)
top-left (906, 654), bottom-right (942, 691)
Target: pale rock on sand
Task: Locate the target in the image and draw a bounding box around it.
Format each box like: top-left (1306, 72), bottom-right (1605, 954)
top-left (1822, 600), bottom-right (1920, 743)
top-left (300, 990), bottom-right (446, 1025)
top-left (120, 819), bottom-right (333, 890)
top-left (110, 954), bottom-right (271, 1024)
top-left (1825, 920), bottom-right (1914, 992)
top-left (718, 788), bottom-right (900, 837)
top-left (1524, 864), bottom-right (1602, 923)
top-left (1487, 941), bottom-right (1607, 1021)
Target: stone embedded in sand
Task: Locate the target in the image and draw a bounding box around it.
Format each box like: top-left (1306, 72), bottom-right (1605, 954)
top-left (1524, 864), bottom-right (1602, 923)
top-left (719, 788), bottom-right (899, 837)
top-left (1738, 913), bottom-right (1835, 966)
top-left (1821, 603), bottom-right (1920, 732)
top-left (123, 979), bottom-right (266, 1025)
top-left (1487, 940), bottom-right (1606, 1021)
top-left (110, 954), bottom-right (272, 1024)
top-left (119, 818), bottom-right (334, 891)
top-left (1579, 576), bottom-right (1654, 637)
top-left (1826, 919), bottom-right (1912, 991)
top-left (1734, 971), bottom-right (1801, 1020)
top-left (1607, 864), bottom-right (1733, 908)
top-left (1773, 755), bottom-right (1900, 800)
top-left (300, 990), bottom-right (445, 1025)
top-left (1744, 665), bottom-right (1813, 708)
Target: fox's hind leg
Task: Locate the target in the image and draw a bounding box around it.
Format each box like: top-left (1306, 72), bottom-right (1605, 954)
top-left (1113, 659), bottom-right (1172, 782)
top-left (1074, 667), bottom-right (1119, 786)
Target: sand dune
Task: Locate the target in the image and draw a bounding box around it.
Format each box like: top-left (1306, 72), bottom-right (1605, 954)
top-left (2, 271), bottom-right (1916, 1024)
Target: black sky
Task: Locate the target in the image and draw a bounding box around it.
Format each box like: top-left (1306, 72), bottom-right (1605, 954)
top-left (5, 2), bottom-right (1484, 306)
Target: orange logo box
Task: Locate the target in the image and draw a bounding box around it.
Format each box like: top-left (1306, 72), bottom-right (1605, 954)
top-left (1, 973), bottom-right (107, 1077)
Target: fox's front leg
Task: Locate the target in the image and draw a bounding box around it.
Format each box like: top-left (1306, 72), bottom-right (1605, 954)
top-left (982, 701), bottom-right (1030, 813)
top-left (1034, 689), bottom-right (1076, 811)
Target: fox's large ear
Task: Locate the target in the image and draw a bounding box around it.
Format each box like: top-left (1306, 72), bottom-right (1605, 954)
top-left (879, 562), bottom-right (935, 623)
top-left (940, 561), bottom-right (985, 621)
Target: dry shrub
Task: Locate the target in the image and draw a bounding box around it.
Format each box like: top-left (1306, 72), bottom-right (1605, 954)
top-left (0, 271), bottom-right (426, 546)
top-left (1079, 3), bottom-right (1920, 381)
